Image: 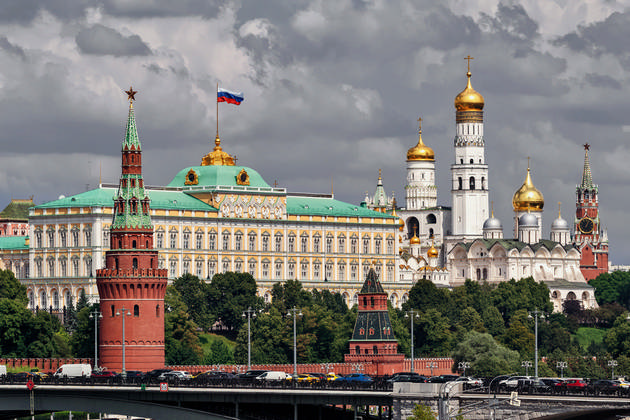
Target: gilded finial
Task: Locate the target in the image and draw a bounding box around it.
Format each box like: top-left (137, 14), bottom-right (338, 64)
top-left (464, 55), bottom-right (474, 75)
top-left (558, 202), bottom-right (562, 218)
top-left (378, 168), bottom-right (382, 180)
top-left (584, 143), bottom-right (590, 151)
top-left (491, 201), bottom-right (494, 218)
top-left (417, 117), bottom-right (422, 134)
top-left (125, 86), bottom-right (137, 105)
top-left (527, 156), bottom-right (530, 171)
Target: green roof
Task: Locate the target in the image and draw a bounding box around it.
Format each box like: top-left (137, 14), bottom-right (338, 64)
top-left (167, 166), bottom-right (272, 189)
top-left (286, 196), bottom-right (395, 218)
top-left (0, 199), bottom-right (33, 220)
top-left (0, 236), bottom-right (28, 250)
top-left (33, 187), bottom-right (217, 212)
top-left (545, 278), bottom-right (594, 289)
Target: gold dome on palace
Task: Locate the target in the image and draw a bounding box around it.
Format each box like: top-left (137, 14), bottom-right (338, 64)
top-left (201, 135), bottom-right (235, 166)
top-left (513, 166), bottom-right (544, 211)
top-left (407, 118), bottom-right (435, 161)
top-left (427, 242), bottom-right (439, 258)
top-left (454, 72), bottom-right (484, 112)
top-left (410, 233), bottom-right (421, 245)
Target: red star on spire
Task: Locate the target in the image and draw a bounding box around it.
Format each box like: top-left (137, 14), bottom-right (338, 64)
top-left (125, 86), bottom-right (138, 102)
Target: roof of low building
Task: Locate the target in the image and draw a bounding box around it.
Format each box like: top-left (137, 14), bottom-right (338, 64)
top-left (0, 236), bottom-right (29, 250)
top-left (0, 199), bottom-right (34, 221)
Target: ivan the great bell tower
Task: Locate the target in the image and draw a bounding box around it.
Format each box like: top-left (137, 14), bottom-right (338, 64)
top-left (96, 88), bottom-right (168, 371)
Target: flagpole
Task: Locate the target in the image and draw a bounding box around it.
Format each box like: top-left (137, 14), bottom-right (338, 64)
top-left (216, 82), bottom-right (219, 138)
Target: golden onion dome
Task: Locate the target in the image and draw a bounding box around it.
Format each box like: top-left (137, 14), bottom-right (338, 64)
top-left (407, 117), bottom-right (435, 161)
top-left (398, 218), bottom-right (405, 232)
top-left (513, 164), bottom-right (544, 211)
top-left (454, 71), bottom-right (484, 112)
top-left (409, 232), bottom-right (421, 245)
top-left (427, 242), bottom-right (439, 258)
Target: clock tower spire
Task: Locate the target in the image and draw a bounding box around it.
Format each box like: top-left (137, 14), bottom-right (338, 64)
top-left (574, 143), bottom-right (608, 281)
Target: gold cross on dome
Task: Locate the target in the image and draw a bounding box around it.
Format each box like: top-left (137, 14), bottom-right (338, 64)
top-left (464, 55), bottom-right (474, 72)
top-left (417, 117), bottom-right (422, 133)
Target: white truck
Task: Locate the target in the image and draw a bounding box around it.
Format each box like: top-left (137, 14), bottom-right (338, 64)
top-left (0, 365), bottom-right (6, 377)
top-left (54, 364), bottom-right (92, 378)
top-left (256, 371), bottom-right (290, 381)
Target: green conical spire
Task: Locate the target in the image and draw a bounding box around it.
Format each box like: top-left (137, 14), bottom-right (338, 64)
top-left (581, 143), bottom-right (593, 189)
top-left (111, 89), bottom-right (152, 230)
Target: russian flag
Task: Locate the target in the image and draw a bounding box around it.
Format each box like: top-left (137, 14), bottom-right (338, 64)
top-left (217, 87), bottom-right (244, 105)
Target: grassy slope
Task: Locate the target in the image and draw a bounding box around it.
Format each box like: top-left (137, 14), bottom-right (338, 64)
top-left (199, 333), bottom-right (236, 357)
top-left (573, 327), bottom-right (607, 350)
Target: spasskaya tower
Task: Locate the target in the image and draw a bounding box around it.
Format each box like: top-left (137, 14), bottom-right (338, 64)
top-left (96, 88), bottom-right (168, 371)
top-left (574, 143), bottom-right (609, 281)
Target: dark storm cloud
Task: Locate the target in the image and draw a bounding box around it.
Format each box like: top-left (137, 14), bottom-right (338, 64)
top-left (76, 24), bottom-right (152, 57)
top-left (0, 36), bottom-right (25, 58)
top-left (0, 0), bottom-right (91, 23)
top-left (101, 0), bottom-right (221, 18)
top-left (584, 73), bottom-right (622, 90)
top-left (554, 11), bottom-right (630, 57)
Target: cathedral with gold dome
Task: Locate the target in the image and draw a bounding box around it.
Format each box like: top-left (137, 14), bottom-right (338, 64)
top-left (371, 59), bottom-right (598, 311)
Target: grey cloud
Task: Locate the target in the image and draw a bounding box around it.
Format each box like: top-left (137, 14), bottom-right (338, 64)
top-left (584, 73), bottom-right (622, 90)
top-left (554, 11), bottom-right (630, 57)
top-left (0, 36), bottom-right (25, 58)
top-left (76, 25), bottom-right (151, 57)
top-left (479, 3), bottom-right (539, 48)
top-left (0, 0), bottom-right (91, 23)
top-left (101, 0), bottom-right (221, 18)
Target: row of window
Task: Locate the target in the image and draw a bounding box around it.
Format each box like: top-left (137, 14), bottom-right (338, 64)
top-left (155, 230), bottom-right (395, 254)
top-left (35, 227), bottom-right (92, 249)
top-left (162, 257), bottom-right (396, 282)
top-left (456, 176), bottom-right (486, 191)
top-left (33, 256), bottom-right (91, 278)
top-left (28, 288), bottom-right (80, 311)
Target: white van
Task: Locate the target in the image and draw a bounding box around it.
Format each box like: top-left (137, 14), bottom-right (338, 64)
top-left (0, 365), bottom-right (6, 377)
top-left (256, 371), bottom-right (290, 381)
top-left (54, 364), bottom-right (92, 378)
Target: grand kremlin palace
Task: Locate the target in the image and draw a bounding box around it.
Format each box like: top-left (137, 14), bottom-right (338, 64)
top-left (21, 119), bottom-right (401, 311)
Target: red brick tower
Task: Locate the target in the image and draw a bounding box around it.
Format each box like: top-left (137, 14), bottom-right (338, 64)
top-left (345, 267), bottom-right (404, 375)
top-left (96, 88), bottom-right (168, 372)
top-left (574, 143), bottom-right (609, 281)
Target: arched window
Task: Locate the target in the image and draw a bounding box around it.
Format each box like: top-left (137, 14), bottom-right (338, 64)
top-left (111, 304), bottom-right (115, 317)
top-left (426, 214), bottom-right (436, 224)
top-left (429, 228), bottom-right (434, 238)
top-left (134, 304), bottom-right (139, 317)
top-left (469, 177), bottom-right (475, 190)
top-left (482, 268), bottom-right (488, 280)
top-left (156, 305), bottom-right (160, 317)
top-left (132, 240), bottom-right (137, 248)
top-left (458, 177), bottom-right (462, 190)
top-left (355, 345), bottom-right (361, 355)
top-left (470, 158), bottom-right (474, 164)
top-left (132, 258), bottom-right (138, 269)
top-left (371, 297), bottom-right (375, 307)
top-left (373, 346), bottom-right (378, 355)
top-left (481, 177), bottom-right (485, 190)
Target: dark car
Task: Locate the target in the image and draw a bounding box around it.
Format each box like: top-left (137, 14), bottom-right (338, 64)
top-left (196, 371), bottom-right (237, 381)
top-left (388, 372), bottom-right (428, 383)
top-left (489, 375), bottom-right (512, 392)
top-left (238, 370), bottom-right (268, 382)
top-left (428, 375), bottom-right (459, 383)
top-left (143, 369), bottom-right (172, 382)
top-left (587, 379), bottom-right (622, 396)
top-left (516, 378), bottom-right (550, 393)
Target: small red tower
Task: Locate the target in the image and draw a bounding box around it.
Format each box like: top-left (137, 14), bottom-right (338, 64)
top-left (345, 267), bottom-right (404, 375)
top-left (96, 88), bottom-right (168, 371)
top-left (574, 143), bottom-right (609, 281)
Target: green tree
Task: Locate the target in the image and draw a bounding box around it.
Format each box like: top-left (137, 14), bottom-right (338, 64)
top-left (173, 273), bottom-right (214, 330)
top-left (69, 305), bottom-right (96, 358)
top-left (603, 313), bottom-right (630, 358)
top-left (416, 309), bottom-right (453, 356)
top-left (407, 404), bottom-right (437, 420)
top-left (451, 331), bottom-right (520, 378)
top-left (164, 287), bottom-right (203, 365)
top-left (0, 298), bottom-right (32, 356)
top-left (459, 307), bottom-right (486, 333)
top-left (204, 339), bottom-right (235, 365)
top-left (482, 306), bottom-right (505, 336)
top-left (501, 310), bottom-right (534, 355)
top-left (0, 269), bottom-right (27, 302)
top-left (405, 279), bottom-right (449, 314)
top-left (209, 272), bottom-right (262, 332)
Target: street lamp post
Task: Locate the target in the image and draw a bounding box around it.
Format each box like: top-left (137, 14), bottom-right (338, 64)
top-left (242, 307), bottom-right (256, 371)
top-left (556, 361), bottom-right (567, 378)
top-left (89, 310), bottom-right (102, 371)
top-left (405, 310), bottom-right (419, 373)
top-left (287, 306), bottom-right (302, 377)
top-left (528, 308), bottom-right (545, 379)
top-left (521, 361), bottom-right (532, 377)
top-left (609, 360), bottom-right (618, 380)
top-left (427, 362), bottom-right (437, 377)
top-left (458, 361), bottom-right (470, 377)
top-left (116, 306), bottom-right (132, 379)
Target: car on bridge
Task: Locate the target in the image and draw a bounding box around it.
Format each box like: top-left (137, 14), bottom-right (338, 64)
top-left (428, 375), bottom-right (460, 383)
top-left (158, 371), bottom-right (192, 381)
top-left (334, 373), bottom-right (373, 384)
top-left (586, 379), bottom-right (623, 396)
top-left (387, 372), bottom-right (427, 383)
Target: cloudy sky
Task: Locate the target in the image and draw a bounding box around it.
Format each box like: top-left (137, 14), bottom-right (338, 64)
top-left (1, 0), bottom-right (629, 263)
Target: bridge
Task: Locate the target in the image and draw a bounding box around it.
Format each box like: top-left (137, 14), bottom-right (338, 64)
top-left (3, 383), bottom-right (630, 420)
